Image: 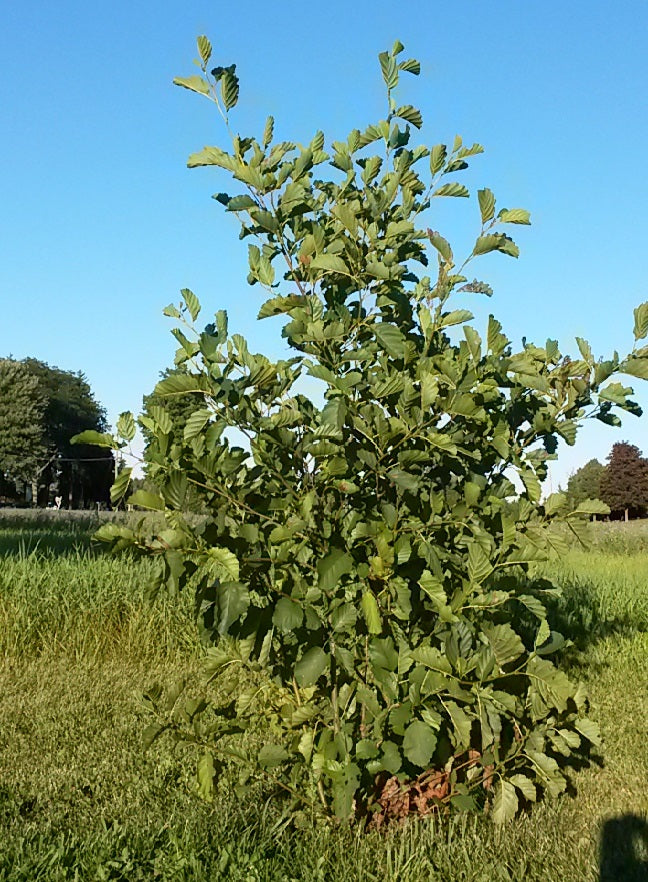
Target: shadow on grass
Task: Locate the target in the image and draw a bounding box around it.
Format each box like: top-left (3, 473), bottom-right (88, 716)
top-left (600, 815), bottom-right (648, 881)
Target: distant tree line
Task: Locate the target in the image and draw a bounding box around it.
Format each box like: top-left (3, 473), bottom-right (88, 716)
top-left (0, 357), bottom-right (114, 508)
top-left (565, 441), bottom-right (648, 521)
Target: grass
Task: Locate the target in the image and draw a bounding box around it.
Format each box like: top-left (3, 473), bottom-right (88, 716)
top-left (0, 512), bottom-right (647, 880)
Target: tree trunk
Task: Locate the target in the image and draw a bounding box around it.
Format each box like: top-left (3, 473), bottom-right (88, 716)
top-left (625, 507), bottom-right (629, 522)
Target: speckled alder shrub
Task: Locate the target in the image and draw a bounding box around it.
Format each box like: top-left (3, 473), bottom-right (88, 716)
top-left (79, 38), bottom-right (648, 823)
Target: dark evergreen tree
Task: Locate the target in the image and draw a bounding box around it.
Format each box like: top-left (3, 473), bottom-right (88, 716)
top-left (600, 442), bottom-right (648, 521)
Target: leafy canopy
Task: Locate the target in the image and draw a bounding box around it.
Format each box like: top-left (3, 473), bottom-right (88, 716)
top-left (92, 37), bottom-right (648, 823)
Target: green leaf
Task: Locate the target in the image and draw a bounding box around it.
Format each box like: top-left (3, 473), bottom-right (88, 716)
top-left (402, 720), bottom-right (437, 767)
top-left (482, 623), bottom-right (524, 668)
top-left (197, 35), bottom-right (212, 66)
top-left (213, 581), bottom-right (249, 635)
top-left (468, 542), bottom-right (492, 584)
top-left (184, 408), bottom-right (212, 441)
top-left (378, 50), bottom-right (399, 91)
top-left (478, 188), bottom-right (495, 223)
top-left (439, 309), bottom-right (474, 329)
top-left (128, 490), bottom-right (165, 511)
top-left (258, 295), bottom-right (303, 319)
top-left (510, 774), bottom-right (537, 802)
top-left (110, 467), bottom-right (132, 505)
top-left (294, 647), bottom-right (329, 686)
top-left (70, 430), bottom-right (116, 448)
top-left (574, 718), bottom-right (602, 748)
top-left (258, 744), bottom-right (289, 768)
top-left (492, 780), bottom-right (518, 823)
top-left (398, 58), bottom-right (421, 75)
top-left (445, 701), bottom-right (472, 749)
top-left (428, 230), bottom-right (453, 262)
top-left (197, 753), bottom-right (216, 801)
top-left (181, 288), bottom-right (201, 321)
top-left (361, 591), bottom-right (381, 634)
top-left (116, 411), bottom-right (136, 442)
top-left (633, 302), bottom-right (648, 340)
top-left (173, 75), bottom-right (210, 96)
top-left (434, 182), bottom-right (469, 198)
top-left (208, 548), bottom-right (240, 581)
top-left (621, 356), bottom-right (648, 380)
top-left (310, 253), bottom-right (350, 275)
top-left (318, 549), bottom-right (353, 592)
top-left (273, 598), bottom-right (304, 632)
top-left (430, 144), bottom-right (447, 174)
top-left (394, 105), bottom-right (422, 129)
top-left (221, 68), bottom-right (239, 111)
top-left (570, 498), bottom-right (610, 516)
top-left (262, 115), bottom-right (275, 148)
top-left (498, 208), bottom-right (531, 225)
top-left (374, 323), bottom-right (406, 358)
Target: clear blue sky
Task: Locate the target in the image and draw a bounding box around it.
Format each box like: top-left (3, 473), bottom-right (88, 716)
top-left (2, 0), bottom-right (647, 487)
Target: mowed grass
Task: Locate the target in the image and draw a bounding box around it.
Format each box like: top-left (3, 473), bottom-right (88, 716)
top-left (0, 513), bottom-right (647, 881)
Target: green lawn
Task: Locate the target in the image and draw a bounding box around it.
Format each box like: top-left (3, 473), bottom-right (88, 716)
top-left (0, 513), bottom-right (646, 881)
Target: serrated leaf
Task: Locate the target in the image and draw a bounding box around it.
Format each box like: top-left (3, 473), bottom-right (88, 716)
top-left (402, 720), bottom-right (437, 767)
top-left (478, 188), bottom-right (495, 223)
top-left (492, 780), bottom-right (518, 823)
top-left (468, 542), bottom-right (493, 584)
top-left (221, 69), bottom-right (239, 111)
top-left (509, 774), bottom-right (537, 802)
top-left (570, 498), bottom-right (610, 516)
top-left (128, 490), bottom-right (165, 511)
top-left (434, 182), bottom-right (469, 198)
top-left (633, 301), bottom-right (648, 340)
top-left (258, 744), bottom-right (289, 768)
top-left (398, 58), bottom-right (421, 75)
top-left (394, 105), bottom-right (422, 129)
top-left (184, 408), bottom-right (212, 441)
top-left (374, 323), bottom-right (407, 358)
top-left (213, 581), bottom-right (248, 635)
top-left (574, 718), bottom-right (602, 748)
top-left (482, 623), bottom-right (524, 668)
top-left (262, 115), bottom-right (275, 148)
top-left (445, 701), bottom-right (472, 749)
top-left (430, 144), bottom-right (447, 175)
top-left (294, 647), bottom-right (329, 686)
top-left (361, 591), bottom-right (381, 634)
top-left (273, 597), bottom-right (303, 632)
top-left (428, 230), bottom-right (453, 262)
top-left (498, 208), bottom-right (531, 225)
top-left (439, 309), bottom-right (474, 329)
top-left (318, 549), bottom-right (353, 592)
top-left (621, 356), bottom-right (648, 380)
top-left (173, 75), bottom-right (210, 95)
top-left (197, 753), bottom-right (215, 800)
top-left (70, 430), bottom-right (116, 448)
top-left (116, 411), bottom-right (136, 442)
top-left (197, 35), bottom-right (212, 66)
top-left (310, 253), bottom-right (350, 275)
top-left (110, 467), bottom-right (132, 504)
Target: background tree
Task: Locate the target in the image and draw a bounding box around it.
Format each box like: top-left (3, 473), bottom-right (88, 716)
top-left (565, 459), bottom-right (605, 510)
top-left (0, 357), bottom-right (114, 507)
top-left (600, 441), bottom-right (648, 521)
top-left (0, 358), bottom-right (47, 501)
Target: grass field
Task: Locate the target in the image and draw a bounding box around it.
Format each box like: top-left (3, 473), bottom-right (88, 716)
top-left (0, 511), bottom-right (647, 881)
